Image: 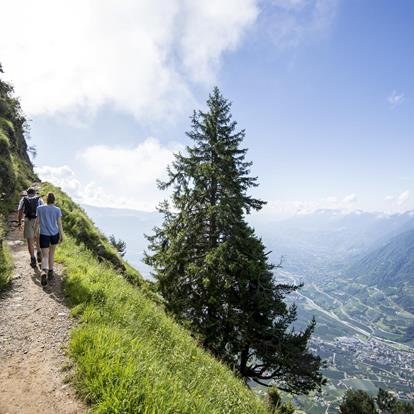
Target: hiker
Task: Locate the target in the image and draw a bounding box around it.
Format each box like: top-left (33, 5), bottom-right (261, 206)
top-left (35, 192), bottom-right (64, 286)
top-left (17, 187), bottom-right (43, 267)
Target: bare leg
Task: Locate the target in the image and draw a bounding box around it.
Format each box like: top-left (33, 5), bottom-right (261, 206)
top-left (41, 248), bottom-right (49, 271)
top-left (35, 235), bottom-right (41, 259)
top-left (27, 238), bottom-right (35, 258)
top-left (48, 244), bottom-right (57, 271)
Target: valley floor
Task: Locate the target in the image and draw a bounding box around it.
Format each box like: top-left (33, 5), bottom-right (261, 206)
top-left (0, 216), bottom-right (85, 414)
top-left (277, 270), bottom-right (414, 413)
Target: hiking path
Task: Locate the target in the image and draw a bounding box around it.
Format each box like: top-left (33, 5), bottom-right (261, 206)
top-left (0, 213), bottom-right (86, 414)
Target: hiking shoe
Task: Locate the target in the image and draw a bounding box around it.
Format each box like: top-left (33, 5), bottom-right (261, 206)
top-left (41, 273), bottom-right (47, 286)
top-left (37, 251), bottom-right (42, 264)
top-left (30, 256), bottom-right (37, 268)
top-left (47, 269), bottom-right (54, 281)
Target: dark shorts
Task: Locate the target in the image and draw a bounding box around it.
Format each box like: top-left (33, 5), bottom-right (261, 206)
top-left (39, 233), bottom-right (60, 248)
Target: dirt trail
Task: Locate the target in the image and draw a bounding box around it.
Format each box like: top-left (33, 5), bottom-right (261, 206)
top-left (0, 215), bottom-right (86, 414)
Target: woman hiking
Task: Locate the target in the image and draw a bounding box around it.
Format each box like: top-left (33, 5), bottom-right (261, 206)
top-left (35, 192), bottom-right (64, 286)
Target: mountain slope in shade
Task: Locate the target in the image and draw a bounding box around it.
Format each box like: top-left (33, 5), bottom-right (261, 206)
top-left (348, 229), bottom-right (414, 314)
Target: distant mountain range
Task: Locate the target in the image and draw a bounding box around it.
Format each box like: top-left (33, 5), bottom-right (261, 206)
top-left (254, 209), bottom-right (414, 277)
top-left (83, 205), bottom-right (414, 285)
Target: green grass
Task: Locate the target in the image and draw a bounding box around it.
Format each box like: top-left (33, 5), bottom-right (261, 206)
top-left (0, 239), bottom-right (13, 290)
top-left (0, 118), bottom-right (35, 217)
top-left (57, 237), bottom-right (271, 414)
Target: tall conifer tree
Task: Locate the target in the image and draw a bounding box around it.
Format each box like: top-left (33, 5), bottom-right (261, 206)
top-left (145, 87), bottom-right (323, 393)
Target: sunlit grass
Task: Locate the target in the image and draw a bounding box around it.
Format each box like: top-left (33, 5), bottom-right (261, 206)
top-left (58, 237), bottom-right (271, 414)
top-left (0, 238), bottom-right (13, 290)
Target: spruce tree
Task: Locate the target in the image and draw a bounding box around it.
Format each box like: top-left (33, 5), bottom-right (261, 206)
top-left (145, 87), bottom-right (323, 394)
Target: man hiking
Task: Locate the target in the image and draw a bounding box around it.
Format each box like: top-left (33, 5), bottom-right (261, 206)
top-left (17, 187), bottom-right (43, 268)
top-left (35, 192), bottom-right (64, 286)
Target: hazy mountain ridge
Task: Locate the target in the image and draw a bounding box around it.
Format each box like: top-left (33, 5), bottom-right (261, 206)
top-left (83, 206), bottom-right (414, 280)
top-left (347, 229), bottom-right (414, 315)
top-left (255, 209), bottom-right (414, 278)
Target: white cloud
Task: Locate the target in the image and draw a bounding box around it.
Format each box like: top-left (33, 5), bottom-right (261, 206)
top-left (35, 165), bottom-right (82, 196)
top-left (397, 190), bottom-right (410, 206)
top-left (35, 165), bottom-right (113, 206)
top-left (343, 193), bottom-right (356, 203)
top-left (388, 90), bottom-right (405, 108)
top-left (0, 0), bottom-right (258, 122)
top-left (36, 138), bottom-right (181, 210)
top-left (79, 138), bottom-right (180, 210)
top-left (264, 0), bottom-right (339, 49)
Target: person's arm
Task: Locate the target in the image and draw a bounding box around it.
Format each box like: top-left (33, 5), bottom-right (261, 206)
top-left (17, 199), bottom-right (24, 230)
top-left (58, 217), bottom-right (64, 243)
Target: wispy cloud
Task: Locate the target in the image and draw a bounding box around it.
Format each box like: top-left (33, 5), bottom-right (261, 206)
top-left (387, 90), bottom-right (405, 108)
top-left (343, 193), bottom-right (357, 204)
top-left (384, 190), bottom-right (411, 212)
top-left (397, 190), bottom-right (410, 205)
top-left (261, 193), bottom-right (359, 218)
top-left (263, 0), bottom-right (339, 49)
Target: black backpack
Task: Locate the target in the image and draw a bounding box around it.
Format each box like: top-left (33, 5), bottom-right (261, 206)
top-left (23, 196), bottom-right (40, 219)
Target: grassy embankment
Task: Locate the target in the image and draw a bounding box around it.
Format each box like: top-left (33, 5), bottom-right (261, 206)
top-left (0, 219), bottom-right (13, 289)
top-left (57, 237), bottom-right (272, 414)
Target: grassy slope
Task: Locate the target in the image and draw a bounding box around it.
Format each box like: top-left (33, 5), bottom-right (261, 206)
top-left (41, 181), bottom-right (277, 413)
top-left (57, 237), bottom-right (271, 414)
top-left (0, 221), bottom-right (12, 289)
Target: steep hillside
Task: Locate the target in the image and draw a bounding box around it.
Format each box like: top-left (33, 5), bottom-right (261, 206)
top-left (321, 229), bottom-right (414, 344)
top-left (56, 236), bottom-right (273, 414)
top-left (348, 230), bottom-right (414, 314)
top-left (0, 65), bottom-right (36, 214)
top-left (0, 65), bottom-right (37, 288)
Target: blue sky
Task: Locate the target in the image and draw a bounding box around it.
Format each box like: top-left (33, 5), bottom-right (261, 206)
top-left (1, 0), bottom-right (414, 216)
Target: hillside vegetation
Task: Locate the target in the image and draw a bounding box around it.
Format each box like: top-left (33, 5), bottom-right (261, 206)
top-left (0, 64), bottom-right (36, 289)
top-left (344, 230), bottom-right (414, 342)
top-left (56, 236), bottom-right (273, 414)
top-left (0, 219), bottom-right (12, 289)
top-left (349, 229), bottom-right (414, 312)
